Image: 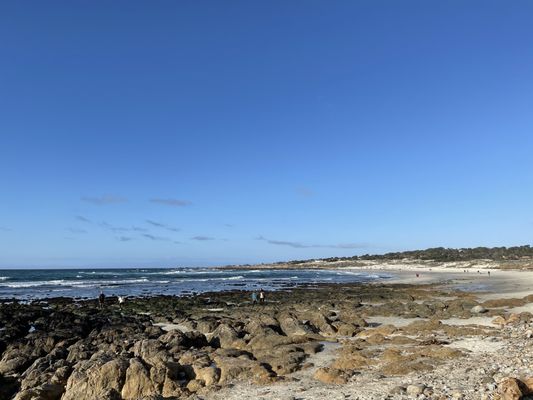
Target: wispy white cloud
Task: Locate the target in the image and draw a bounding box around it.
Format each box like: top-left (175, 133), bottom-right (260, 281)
top-left (100, 222), bottom-right (147, 233)
top-left (146, 219), bottom-right (180, 232)
top-left (256, 235), bottom-right (367, 249)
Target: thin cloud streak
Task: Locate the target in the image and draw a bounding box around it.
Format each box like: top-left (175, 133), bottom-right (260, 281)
top-left (191, 236), bottom-right (215, 241)
top-left (146, 219), bottom-right (180, 232)
top-left (142, 233), bottom-right (170, 241)
top-left (256, 235), bottom-right (368, 249)
top-left (100, 222), bottom-right (147, 233)
top-left (76, 215), bottom-right (92, 223)
top-left (150, 198), bottom-right (192, 207)
top-left (81, 195), bottom-right (127, 205)
top-left (116, 236), bottom-right (133, 242)
top-left (0, 226), bottom-right (12, 232)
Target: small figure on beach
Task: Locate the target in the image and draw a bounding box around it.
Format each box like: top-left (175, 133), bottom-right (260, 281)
top-left (98, 290), bottom-right (105, 309)
top-left (118, 295), bottom-right (125, 308)
top-left (488, 271), bottom-right (491, 277)
top-left (259, 288), bottom-right (265, 303)
top-left (416, 273), bottom-right (419, 278)
top-left (251, 291), bottom-right (258, 305)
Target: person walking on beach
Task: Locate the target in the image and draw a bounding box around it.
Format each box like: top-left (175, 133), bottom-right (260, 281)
top-left (251, 291), bottom-right (258, 305)
top-left (98, 290), bottom-right (105, 309)
top-left (259, 288), bottom-right (265, 304)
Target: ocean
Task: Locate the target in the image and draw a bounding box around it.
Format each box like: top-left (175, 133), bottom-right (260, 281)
top-left (0, 267), bottom-right (393, 300)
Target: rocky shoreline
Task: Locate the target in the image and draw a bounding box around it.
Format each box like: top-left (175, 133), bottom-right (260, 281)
top-left (1, 276), bottom-right (533, 400)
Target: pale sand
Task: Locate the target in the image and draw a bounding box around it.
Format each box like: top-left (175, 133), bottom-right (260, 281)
top-left (342, 264), bottom-right (533, 300)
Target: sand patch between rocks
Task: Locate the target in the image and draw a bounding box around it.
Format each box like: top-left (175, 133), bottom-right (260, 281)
top-left (446, 337), bottom-right (504, 354)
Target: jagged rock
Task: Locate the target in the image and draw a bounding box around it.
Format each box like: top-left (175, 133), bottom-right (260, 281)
top-left (62, 355), bottom-right (128, 400)
top-left (132, 339), bottom-right (169, 368)
top-left (254, 345), bottom-right (307, 375)
top-left (0, 345), bottom-right (38, 376)
top-left (209, 323), bottom-right (242, 348)
top-left (14, 383), bottom-right (64, 400)
top-left (299, 311), bottom-right (336, 336)
top-left (338, 311), bottom-right (368, 328)
top-left (121, 358), bottom-right (158, 400)
top-left (212, 355), bottom-right (274, 384)
top-left (186, 378), bottom-right (204, 392)
top-left (194, 366), bottom-right (220, 386)
top-left (277, 313), bottom-right (315, 337)
top-left (246, 331), bottom-right (295, 351)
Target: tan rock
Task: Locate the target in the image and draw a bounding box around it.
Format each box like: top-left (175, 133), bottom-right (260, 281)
top-left (357, 324), bottom-right (396, 338)
top-left (194, 366), bottom-right (220, 386)
top-left (331, 322), bottom-right (360, 337)
top-left (62, 356), bottom-right (129, 400)
top-left (186, 379), bottom-right (205, 392)
top-left (121, 358), bottom-right (157, 400)
top-left (331, 350), bottom-right (374, 370)
top-left (523, 376), bottom-right (533, 392)
top-left (499, 377), bottom-right (527, 400)
top-left (213, 355), bottom-right (273, 384)
top-left (506, 313), bottom-right (521, 325)
top-left (277, 312), bottom-right (314, 337)
top-left (313, 367), bottom-right (350, 384)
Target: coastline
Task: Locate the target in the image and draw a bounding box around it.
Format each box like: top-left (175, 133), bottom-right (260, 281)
top-left (1, 263), bottom-right (532, 400)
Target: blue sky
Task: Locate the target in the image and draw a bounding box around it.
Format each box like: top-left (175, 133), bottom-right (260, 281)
top-left (1, 1), bottom-right (532, 268)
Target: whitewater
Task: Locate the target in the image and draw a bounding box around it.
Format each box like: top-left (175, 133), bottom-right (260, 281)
top-left (0, 267), bottom-right (393, 300)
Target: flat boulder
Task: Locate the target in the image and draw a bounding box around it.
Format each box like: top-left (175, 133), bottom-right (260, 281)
top-left (313, 367), bottom-right (351, 384)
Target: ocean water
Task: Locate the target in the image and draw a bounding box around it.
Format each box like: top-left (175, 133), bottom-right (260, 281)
top-left (0, 267), bottom-right (393, 300)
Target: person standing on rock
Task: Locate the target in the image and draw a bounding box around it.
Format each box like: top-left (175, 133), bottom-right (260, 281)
top-left (251, 291), bottom-right (258, 305)
top-left (259, 288), bottom-right (265, 304)
top-left (98, 289), bottom-right (105, 309)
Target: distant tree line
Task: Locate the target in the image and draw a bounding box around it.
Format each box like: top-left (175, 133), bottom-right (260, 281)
top-left (280, 245), bottom-right (533, 264)
top-left (356, 245), bottom-right (533, 261)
